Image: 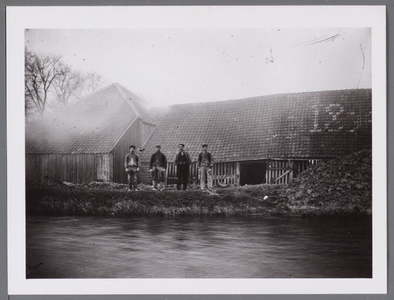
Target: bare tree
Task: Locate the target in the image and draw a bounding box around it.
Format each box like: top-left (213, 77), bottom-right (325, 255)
top-left (53, 64), bottom-right (85, 106)
top-left (84, 72), bottom-right (106, 94)
top-left (25, 96), bottom-right (38, 123)
top-left (25, 50), bottom-right (63, 116)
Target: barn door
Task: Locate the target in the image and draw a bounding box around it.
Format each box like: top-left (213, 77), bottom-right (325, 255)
top-left (266, 160), bottom-right (293, 184)
top-left (239, 162), bottom-right (266, 185)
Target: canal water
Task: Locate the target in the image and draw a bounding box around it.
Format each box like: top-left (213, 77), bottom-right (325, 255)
top-left (26, 215), bottom-right (372, 279)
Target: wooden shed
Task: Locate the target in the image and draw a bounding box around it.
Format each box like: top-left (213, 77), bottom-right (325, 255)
top-left (25, 83), bottom-right (156, 184)
top-left (139, 89), bottom-right (372, 185)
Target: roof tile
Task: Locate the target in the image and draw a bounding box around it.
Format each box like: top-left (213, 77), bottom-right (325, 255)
top-left (140, 89), bottom-right (372, 162)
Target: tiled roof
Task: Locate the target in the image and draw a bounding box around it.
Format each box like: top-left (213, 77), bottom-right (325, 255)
top-left (26, 83), bottom-right (154, 154)
top-left (139, 89), bottom-right (372, 163)
top-left (114, 83), bottom-right (155, 124)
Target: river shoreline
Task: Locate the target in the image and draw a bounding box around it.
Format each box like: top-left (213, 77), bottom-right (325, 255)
top-left (26, 182), bottom-right (371, 217)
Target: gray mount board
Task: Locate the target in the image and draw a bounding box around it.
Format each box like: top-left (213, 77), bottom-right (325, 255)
top-left (2, 1), bottom-right (393, 300)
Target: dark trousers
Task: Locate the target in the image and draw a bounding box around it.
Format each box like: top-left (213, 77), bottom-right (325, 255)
top-left (152, 166), bottom-right (166, 186)
top-left (126, 166), bottom-right (138, 190)
top-left (177, 164), bottom-right (189, 190)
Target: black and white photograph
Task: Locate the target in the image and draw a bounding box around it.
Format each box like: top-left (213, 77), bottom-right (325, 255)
top-left (7, 5), bottom-right (387, 295)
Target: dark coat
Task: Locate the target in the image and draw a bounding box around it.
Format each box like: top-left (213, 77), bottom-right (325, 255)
top-left (175, 151), bottom-right (191, 165)
top-left (149, 151), bottom-right (167, 169)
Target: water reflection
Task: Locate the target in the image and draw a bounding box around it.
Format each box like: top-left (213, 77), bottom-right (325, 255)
top-left (26, 216), bottom-right (372, 278)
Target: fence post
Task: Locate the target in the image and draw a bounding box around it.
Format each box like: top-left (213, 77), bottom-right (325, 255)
top-left (235, 162), bottom-right (240, 185)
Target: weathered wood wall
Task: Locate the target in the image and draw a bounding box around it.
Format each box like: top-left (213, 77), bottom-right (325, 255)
top-left (112, 120), bottom-right (156, 184)
top-left (139, 163), bottom-right (153, 184)
top-left (25, 153), bottom-right (113, 183)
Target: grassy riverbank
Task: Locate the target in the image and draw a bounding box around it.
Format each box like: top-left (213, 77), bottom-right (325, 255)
top-left (26, 181), bottom-right (371, 217)
top-left (26, 183), bottom-right (282, 216)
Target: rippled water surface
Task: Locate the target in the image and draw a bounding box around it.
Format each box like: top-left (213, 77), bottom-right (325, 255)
top-left (26, 215), bottom-right (372, 278)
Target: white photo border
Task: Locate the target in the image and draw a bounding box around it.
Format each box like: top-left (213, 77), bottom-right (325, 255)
top-left (7, 5), bottom-right (387, 295)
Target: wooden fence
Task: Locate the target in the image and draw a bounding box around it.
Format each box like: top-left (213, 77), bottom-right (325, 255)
top-left (212, 162), bottom-right (239, 186)
top-left (266, 160), bottom-right (319, 184)
top-left (165, 161), bottom-right (239, 186)
top-left (164, 159), bottom-right (320, 186)
top-left (165, 161), bottom-right (199, 185)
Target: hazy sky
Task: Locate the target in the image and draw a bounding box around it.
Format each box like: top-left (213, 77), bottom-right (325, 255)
top-left (25, 28), bottom-right (371, 107)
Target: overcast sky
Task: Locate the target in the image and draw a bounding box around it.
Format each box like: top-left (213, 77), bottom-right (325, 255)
top-left (25, 28), bottom-right (371, 107)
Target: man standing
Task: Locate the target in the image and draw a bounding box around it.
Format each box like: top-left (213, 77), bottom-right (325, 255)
top-left (124, 145), bottom-right (140, 191)
top-left (198, 143), bottom-right (214, 191)
top-left (149, 145), bottom-right (167, 191)
top-left (175, 143), bottom-right (191, 190)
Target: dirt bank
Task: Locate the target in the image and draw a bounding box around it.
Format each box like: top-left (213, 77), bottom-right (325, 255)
top-left (280, 149), bottom-right (372, 216)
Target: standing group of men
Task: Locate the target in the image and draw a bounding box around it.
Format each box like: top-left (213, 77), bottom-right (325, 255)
top-left (124, 143), bottom-right (214, 191)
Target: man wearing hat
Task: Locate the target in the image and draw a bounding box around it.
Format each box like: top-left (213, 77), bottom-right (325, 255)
top-left (149, 145), bottom-right (167, 190)
top-left (175, 143), bottom-right (191, 190)
top-left (124, 145), bottom-right (140, 191)
top-left (198, 144), bottom-right (214, 191)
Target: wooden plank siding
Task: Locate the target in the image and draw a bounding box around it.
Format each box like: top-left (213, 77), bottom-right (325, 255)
top-left (112, 121), bottom-right (141, 184)
top-left (139, 162), bottom-right (153, 184)
top-left (26, 153), bottom-right (113, 184)
top-left (25, 117), bottom-right (155, 184)
top-left (111, 120), bottom-right (156, 184)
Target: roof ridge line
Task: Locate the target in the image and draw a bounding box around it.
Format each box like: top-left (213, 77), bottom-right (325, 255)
top-left (113, 83), bottom-right (142, 119)
top-left (140, 123), bottom-right (160, 150)
top-left (110, 117), bottom-right (140, 153)
top-left (85, 82), bottom-right (116, 98)
top-left (167, 88), bottom-right (372, 108)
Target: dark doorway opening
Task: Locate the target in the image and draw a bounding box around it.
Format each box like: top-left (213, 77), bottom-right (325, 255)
top-left (240, 162), bottom-right (266, 185)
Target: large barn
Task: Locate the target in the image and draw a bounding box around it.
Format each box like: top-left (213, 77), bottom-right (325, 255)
top-left (25, 83), bottom-right (156, 184)
top-left (138, 89), bottom-right (372, 185)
